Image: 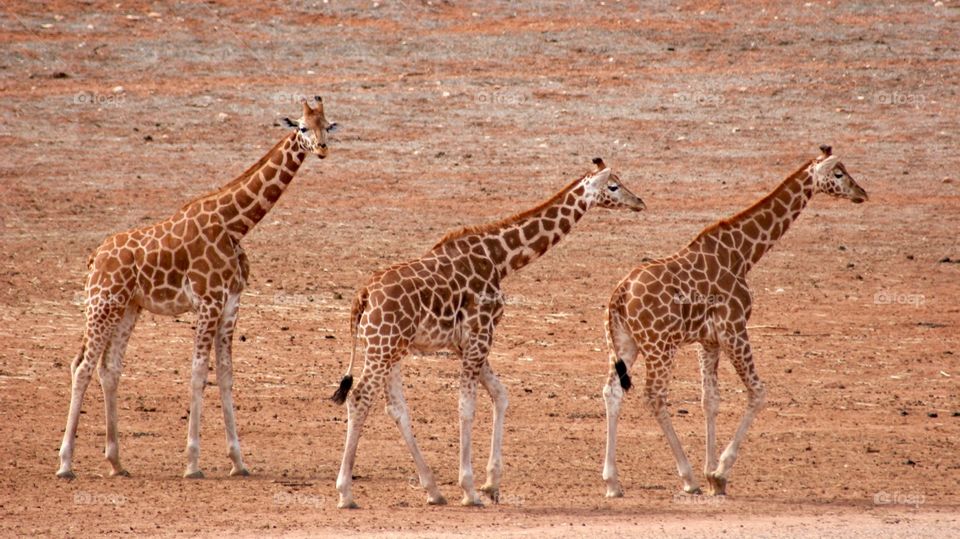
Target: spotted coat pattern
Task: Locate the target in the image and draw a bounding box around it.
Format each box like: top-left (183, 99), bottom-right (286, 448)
top-left (56, 99), bottom-right (333, 479)
top-left (601, 147), bottom-right (868, 497)
top-left (333, 159), bottom-right (646, 508)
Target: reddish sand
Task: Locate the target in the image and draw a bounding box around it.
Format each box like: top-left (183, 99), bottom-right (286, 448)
top-left (1, 1), bottom-right (958, 537)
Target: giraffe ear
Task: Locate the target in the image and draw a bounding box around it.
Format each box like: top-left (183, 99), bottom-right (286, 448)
top-left (281, 117), bottom-right (297, 129)
top-left (589, 167), bottom-right (612, 185)
top-left (815, 155), bottom-right (840, 175)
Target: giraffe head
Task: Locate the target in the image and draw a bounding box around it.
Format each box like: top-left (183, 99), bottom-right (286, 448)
top-left (585, 158), bottom-right (646, 212)
top-left (812, 145), bottom-right (868, 204)
top-left (282, 96), bottom-right (337, 159)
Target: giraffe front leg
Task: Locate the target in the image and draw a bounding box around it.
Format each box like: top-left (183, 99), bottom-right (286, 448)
top-left (215, 294), bottom-right (248, 477)
top-left (709, 333), bottom-right (766, 495)
top-left (478, 361), bottom-right (507, 503)
top-left (384, 364), bottom-right (445, 505)
top-left (183, 304), bottom-right (220, 479)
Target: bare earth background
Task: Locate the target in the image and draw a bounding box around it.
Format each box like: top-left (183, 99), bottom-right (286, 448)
top-left (1, 1), bottom-right (958, 537)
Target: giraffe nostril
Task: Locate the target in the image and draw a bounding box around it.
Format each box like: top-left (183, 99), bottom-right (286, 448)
top-left (319, 144), bottom-right (327, 149)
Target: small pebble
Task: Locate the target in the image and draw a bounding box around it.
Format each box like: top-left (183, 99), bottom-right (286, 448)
top-left (927, 412), bottom-right (938, 418)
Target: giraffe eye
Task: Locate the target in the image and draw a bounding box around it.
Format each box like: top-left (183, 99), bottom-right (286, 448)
top-left (299, 127), bottom-right (308, 133)
top-left (608, 184), bottom-right (620, 192)
top-left (833, 171), bottom-right (843, 179)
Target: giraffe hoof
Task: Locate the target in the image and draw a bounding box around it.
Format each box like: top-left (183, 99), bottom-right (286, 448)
top-left (110, 469), bottom-right (131, 478)
top-left (338, 500), bottom-right (359, 510)
top-left (683, 485), bottom-right (703, 495)
top-left (56, 469), bottom-right (76, 480)
top-left (706, 473), bottom-right (727, 496)
top-left (605, 486), bottom-right (624, 498)
top-left (229, 466), bottom-right (250, 477)
top-left (479, 484), bottom-right (500, 504)
top-left (183, 470), bottom-right (205, 479)
top-left (427, 494), bottom-right (447, 506)
top-left (460, 495), bottom-right (484, 507)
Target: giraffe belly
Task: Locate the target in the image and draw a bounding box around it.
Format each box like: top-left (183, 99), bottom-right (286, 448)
top-left (135, 289), bottom-right (193, 316)
top-left (409, 319), bottom-right (460, 355)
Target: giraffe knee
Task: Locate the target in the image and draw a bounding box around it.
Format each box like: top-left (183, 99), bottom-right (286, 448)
top-left (459, 395), bottom-right (476, 421)
top-left (385, 402), bottom-right (406, 424)
top-left (750, 384), bottom-right (767, 410)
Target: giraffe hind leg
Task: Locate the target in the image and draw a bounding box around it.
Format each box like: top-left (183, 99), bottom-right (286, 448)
top-left (478, 361), bottom-right (507, 503)
top-left (384, 363), bottom-right (445, 505)
top-left (336, 348), bottom-right (395, 509)
top-left (57, 298), bottom-right (125, 478)
top-left (642, 347), bottom-right (701, 495)
top-left (602, 315), bottom-right (637, 498)
top-left (98, 304), bottom-right (140, 477)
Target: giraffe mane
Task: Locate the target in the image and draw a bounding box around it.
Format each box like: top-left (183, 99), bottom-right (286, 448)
top-left (177, 133), bottom-right (295, 210)
top-left (690, 159), bottom-right (815, 244)
top-left (431, 171), bottom-right (591, 249)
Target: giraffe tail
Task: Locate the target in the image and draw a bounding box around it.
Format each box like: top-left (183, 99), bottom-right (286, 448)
top-left (606, 300), bottom-right (632, 392)
top-left (331, 286), bottom-right (368, 405)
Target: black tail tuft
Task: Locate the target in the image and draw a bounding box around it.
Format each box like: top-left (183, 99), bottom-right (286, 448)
top-left (331, 375), bottom-right (354, 405)
top-left (614, 359), bottom-right (632, 392)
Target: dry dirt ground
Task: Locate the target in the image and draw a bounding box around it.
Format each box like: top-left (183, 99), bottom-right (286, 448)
top-left (1, 1), bottom-right (959, 537)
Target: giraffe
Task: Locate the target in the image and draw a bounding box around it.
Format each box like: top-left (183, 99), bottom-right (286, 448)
top-left (601, 145), bottom-right (868, 498)
top-left (56, 97), bottom-right (336, 479)
top-left (330, 158), bottom-right (646, 508)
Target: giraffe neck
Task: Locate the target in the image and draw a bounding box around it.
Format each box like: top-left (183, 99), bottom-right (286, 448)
top-left (206, 133), bottom-right (307, 240)
top-left (690, 160), bottom-right (816, 275)
top-left (438, 177), bottom-right (593, 279)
